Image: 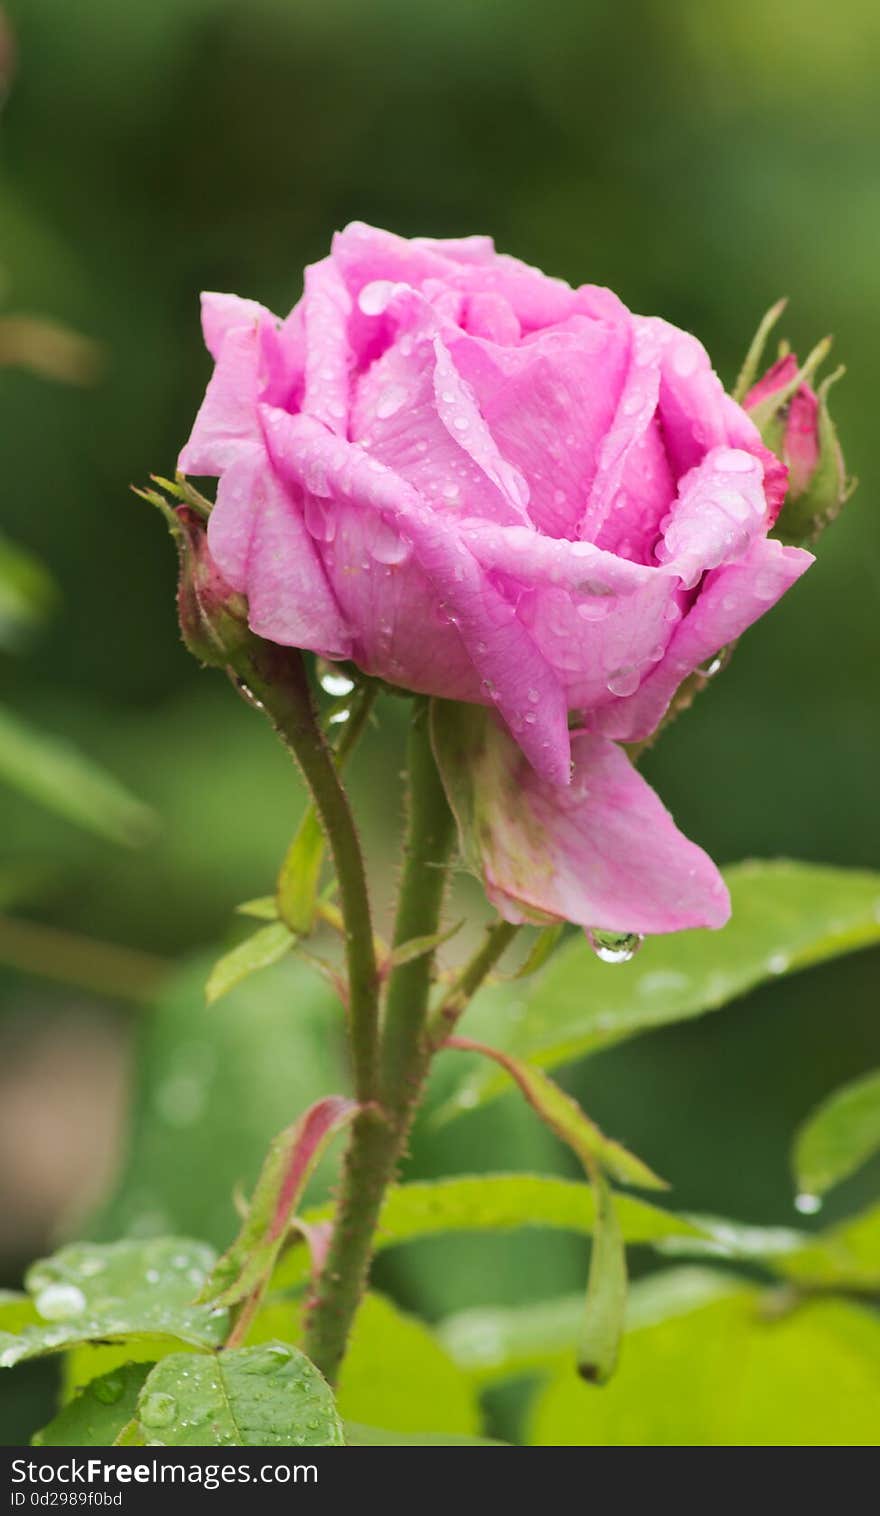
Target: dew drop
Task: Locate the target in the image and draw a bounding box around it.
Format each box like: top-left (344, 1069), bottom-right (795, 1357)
top-left (35, 1284), bottom-right (86, 1321)
top-left (139, 1393), bottom-right (178, 1430)
top-left (606, 666), bottom-right (641, 697)
top-left (92, 1374), bottom-right (125, 1406)
top-left (375, 384), bottom-right (407, 420)
top-left (586, 929), bottom-right (645, 965)
top-left (317, 662), bottom-right (355, 698)
top-left (794, 1192), bottom-right (823, 1216)
top-left (698, 654), bottom-right (725, 678)
top-left (766, 952), bottom-right (790, 975)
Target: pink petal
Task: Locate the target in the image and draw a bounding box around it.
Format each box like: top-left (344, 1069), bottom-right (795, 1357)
top-left (301, 258), bottom-right (352, 436)
top-left (577, 324), bottom-right (664, 541)
top-left (178, 320), bottom-right (265, 476)
top-left (656, 445), bottom-right (770, 589)
top-left (332, 221), bottom-right (579, 332)
top-left (350, 288), bottom-right (531, 526)
top-left (593, 536), bottom-right (813, 742)
top-left (207, 441), bottom-right (351, 659)
top-left (261, 406), bottom-right (571, 784)
top-left (450, 316), bottom-right (630, 537)
top-left (434, 706), bottom-right (730, 934)
top-left (458, 521), bottom-right (679, 711)
top-left (200, 292), bottom-right (271, 362)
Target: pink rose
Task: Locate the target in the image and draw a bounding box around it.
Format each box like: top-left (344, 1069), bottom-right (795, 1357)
top-left (179, 223), bottom-right (813, 937)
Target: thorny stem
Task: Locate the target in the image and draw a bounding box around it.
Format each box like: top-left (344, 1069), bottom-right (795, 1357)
top-left (302, 697), bottom-right (456, 1384)
top-left (225, 644), bottom-right (380, 1105)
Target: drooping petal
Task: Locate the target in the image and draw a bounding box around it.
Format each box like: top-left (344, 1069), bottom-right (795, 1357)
top-left (200, 292), bottom-right (270, 362)
top-left (432, 702), bottom-right (730, 934)
top-left (592, 536), bottom-right (813, 742)
top-left (179, 320), bottom-right (266, 476)
top-left (261, 406), bottom-right (571, 784)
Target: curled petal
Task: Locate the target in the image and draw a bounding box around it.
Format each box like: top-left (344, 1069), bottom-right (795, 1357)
top-left (593, 536), bottom-right (813, 742)
top-left (432, 702), bottom-right (730, 935)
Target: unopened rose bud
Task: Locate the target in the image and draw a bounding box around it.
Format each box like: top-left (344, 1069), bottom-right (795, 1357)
top-left (173, 506), bottom-right (255, 668)
top-left (736, 301), bottom-right (854, 544)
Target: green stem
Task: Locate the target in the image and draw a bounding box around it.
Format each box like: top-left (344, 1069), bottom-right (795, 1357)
top-left (380, 697), bottom-right (457, 1116)
top-left (302, 696), bottom-right (455, 1384)
top-left (226, 645), bottom-right (380, 1104)
top-left (426, 919), bottom-right (520, 1050)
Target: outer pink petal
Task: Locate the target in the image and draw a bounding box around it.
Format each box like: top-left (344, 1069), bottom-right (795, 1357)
top-left (458, 521), bottom-right (679, 710)
top-left (207, 441), bottom-right (351, 659)
top-left (437, 709), bottom-right (730, 934)
top-left (592, 536), bottom-right (813, 742)
top-left (301, 259), bottom-right (352, 436)
top-left (261, 406), bottom-right (571, 784)
top-left (178, 320), bottom-right (266, 475)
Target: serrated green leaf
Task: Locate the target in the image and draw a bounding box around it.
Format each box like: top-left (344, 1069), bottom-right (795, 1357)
top-left (252, 1292), bottom-right (481, 1438)
top-left (450, 862), bottom-right (880, 1109)
top-left (0, 705), bottom-right (155, 844)
top-left (793, 1069), bottom-right (880, 1202)
top-left (135, 1343), bottom-right (343, 1446)
top-left (33, 1365), bottom-right (151, 1446)
top-left (205, 922), bottom-right (294, 1005)
top-left (529, 1293), bottom-right (880, 1446)
top-left (444, 1037), bottom-right (667, 1189)
top-left (578, 1174), bottom-right (627, 1384)
top-left (439, 1267), bottom-right (745, 1383)
top-left (203, 1095), bottom-right (357, 1308)
top-left (272, 1174), bottom-right (712, 1294)
top-left (0, 1238), bottom-right (227, 1368)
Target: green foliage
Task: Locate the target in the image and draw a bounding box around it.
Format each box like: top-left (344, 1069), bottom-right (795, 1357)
top-left (203, 1096), bottom-right (357, 1308)
top-left (205, 921), bottom-right (294, 1004)
top-left (0, 532), bottom-right (55, 652)
top-left (778, 1202), bottom-right (880, 1292)
top-left (528, 1292), bottom-right (880, 1446)
top-left (0, 705), bottom-right (154, 845)
top-left (793, 1068), bottom-right (880, 1201)
top-left (439, 1268), bottom-right (739, 1383)
top-left (131, 1343), bottom-right (343, 1447)
top-left (33, 1365), bottom-right (150, 1447)
top-left (0, 1239), bottom-right (227, 1369)
top-left (577, 1175), bottom-right (626, 1384)
top-left (447, 862), bottom-right (880, 1110)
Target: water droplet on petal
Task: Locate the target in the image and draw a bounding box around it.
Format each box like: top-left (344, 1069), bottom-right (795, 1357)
top-left (606, 666), bottom-right (641, 697)
top-left (586, 929), bottom-right (645, 965)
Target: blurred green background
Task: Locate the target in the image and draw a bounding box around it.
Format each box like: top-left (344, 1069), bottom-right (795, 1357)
top-left (1, 0), bottom-right (878, 1444)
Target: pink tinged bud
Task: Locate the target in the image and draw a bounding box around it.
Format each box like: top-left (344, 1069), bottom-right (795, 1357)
top-left (738, 302), bottom-right (853, 543)
top-left (170, 506), bottom-right (254, 669)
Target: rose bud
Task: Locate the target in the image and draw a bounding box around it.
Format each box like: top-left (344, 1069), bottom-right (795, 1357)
top-left (176, 226), bottom-right (826, 939)
top-left (737, 301), bottom-right (853, 544)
